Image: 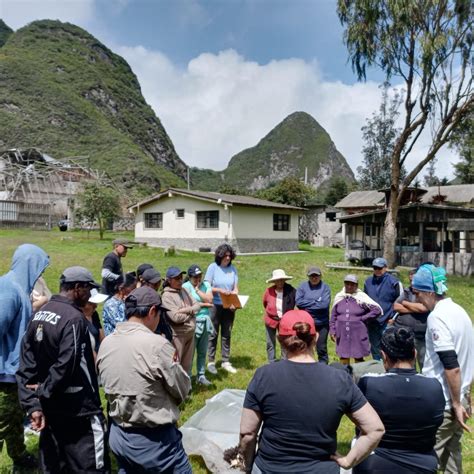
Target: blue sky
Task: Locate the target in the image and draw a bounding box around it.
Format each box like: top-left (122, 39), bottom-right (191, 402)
top-left (0, 0), bottom-right (455, 177)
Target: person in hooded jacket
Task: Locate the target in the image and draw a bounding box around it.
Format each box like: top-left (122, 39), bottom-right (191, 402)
top-left (0, 244), bottom-right (49, 470)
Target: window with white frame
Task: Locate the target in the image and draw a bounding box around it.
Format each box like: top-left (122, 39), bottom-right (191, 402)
top-left (176, 208), bottom-right (185, 219)
top-left (196, 210), bottom-right (219, 229)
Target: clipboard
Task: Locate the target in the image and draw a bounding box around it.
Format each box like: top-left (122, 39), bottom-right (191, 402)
top-left (221, 293), bottom-right (249, 309)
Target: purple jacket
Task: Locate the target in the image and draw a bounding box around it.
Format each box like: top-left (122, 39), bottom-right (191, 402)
top-left (330, 297), bottom-right (381, 359)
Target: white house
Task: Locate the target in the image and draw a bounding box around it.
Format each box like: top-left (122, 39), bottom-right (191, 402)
top-left (128, 188), bottom-right (304, 253)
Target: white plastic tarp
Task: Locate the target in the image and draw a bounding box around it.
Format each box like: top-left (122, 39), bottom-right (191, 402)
top-left (180, 389), bottom-right (245, 473)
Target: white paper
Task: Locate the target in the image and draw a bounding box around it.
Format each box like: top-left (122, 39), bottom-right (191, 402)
top-left (237, 295), bottom-right (249, 308)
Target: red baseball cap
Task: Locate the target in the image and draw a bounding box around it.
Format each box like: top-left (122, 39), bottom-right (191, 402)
top-left (279, 310), bottom-right (316, 336)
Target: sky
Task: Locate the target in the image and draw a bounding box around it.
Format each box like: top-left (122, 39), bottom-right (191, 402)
top-left (0, 0), bottom-right (458, 178)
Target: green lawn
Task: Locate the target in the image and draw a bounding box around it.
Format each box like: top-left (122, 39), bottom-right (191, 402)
top-left (0, 229), bottom-right (473, 473)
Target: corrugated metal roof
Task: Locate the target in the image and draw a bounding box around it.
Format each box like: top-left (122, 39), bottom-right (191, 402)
top-left (335, 184), bottom-right (474, 208)
top-left (335, 190), bottom-right (385, 208)
top-left (129, 188), bottom-right (305, 211)
top-left (422, 184), bottom-right (474, 204)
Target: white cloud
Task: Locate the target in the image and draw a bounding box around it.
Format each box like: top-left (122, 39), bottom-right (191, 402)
top-left (118, 45), bottom-right (457, 179)
top-left (0, 0), bottom-right (95, 30)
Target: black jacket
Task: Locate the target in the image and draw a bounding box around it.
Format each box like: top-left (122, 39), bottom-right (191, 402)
top-left (17, 295), bottom-right (102, 417)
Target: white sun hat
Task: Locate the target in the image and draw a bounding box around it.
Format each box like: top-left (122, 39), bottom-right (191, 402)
top-left (88, 288), bottom-right (109, 304)
top-left (266, 269), bottom-right (293, 284)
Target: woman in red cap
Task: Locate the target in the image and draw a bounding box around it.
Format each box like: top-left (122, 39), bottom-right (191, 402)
top-left (239, 309), bottom-right (384, 474)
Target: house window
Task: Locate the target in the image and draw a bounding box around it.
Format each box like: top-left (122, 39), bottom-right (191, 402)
top-left (144, 212), bottom-right (163, 229)
top-left (176, 208), bottom-right (185, 219)
top-left (326, 212), bottom-right (336, 222)
top-left (273, 213), bottom-right (290, 231)
top-left (196, 210), bottom-right (219, 229)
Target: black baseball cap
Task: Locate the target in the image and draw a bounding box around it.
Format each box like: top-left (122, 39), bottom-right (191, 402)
top-left (187, 264), bottom-right (203, 277)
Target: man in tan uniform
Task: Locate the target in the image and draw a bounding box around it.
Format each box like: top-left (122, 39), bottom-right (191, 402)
top-left (97, 286), bottom-right (192, 472)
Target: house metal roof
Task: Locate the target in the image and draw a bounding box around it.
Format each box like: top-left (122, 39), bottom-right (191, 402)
top-left (335, 184), bottom-right (474, 208)
top-left (129, 188), bottom-right (305, 211)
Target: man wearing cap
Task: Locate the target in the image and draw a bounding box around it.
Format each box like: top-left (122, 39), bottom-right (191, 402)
top-left (413, 264), bottom-right (473, 473)
top-left (16, 266), bottom-right (108, 472)
top-left (393, 268), bottom-right (430, 370)
top-left (295, 266), bottom-right (331, 363)
top-left (363, 257), bottom-right (402, 360)
top-left (162, 267), bottom-right (201, 374)
top-left (0, 244), bottom-right (49, 470)
top-left (101, 238), bottom-right (133, 296)
top-left (140, 268), bottom-right (174, 342)
top-left (97, 286), bottom-right (191, 473)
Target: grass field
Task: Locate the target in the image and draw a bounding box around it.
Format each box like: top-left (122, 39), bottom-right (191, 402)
top-left (0, 228), bottom-right (473, 472)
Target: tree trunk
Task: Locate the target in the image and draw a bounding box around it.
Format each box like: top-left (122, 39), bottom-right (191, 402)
top-left (99, 217), bottom-right (104, 240)
top-left (383, 194), bottom-right (400, 268)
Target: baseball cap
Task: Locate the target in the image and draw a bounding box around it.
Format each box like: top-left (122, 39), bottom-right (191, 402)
top-left (166, 266), bottom-right (186, 279)
top-left (344, 274), bottom-right (358, 284)
top-left (142, 268), bottom-right (162, 284)
top-left (113, 238), bottom-right (134, 248)
top-left (126, 286), bottom-right (162, 308)
top-left (307, 266), bottom-right (322, 276)
top-left (279, 310), bottom-right (316, 336)
top-left (187, 264), bottom-right (203, 277)
top-left (88, 289), bottom-right (109, 304)
top-left (372, 257), bottom-right (387, 268)
top-left (60, 266), bottom-right (100, 288)
top-left (137, 263), bottom-right (153, 278)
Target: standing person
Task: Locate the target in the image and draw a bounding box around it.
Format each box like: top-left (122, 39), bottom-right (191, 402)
top-left (363, 257), bottom-right (401, 360)
top-left (102, 272), bottom-right (137, 336)
top-left (0, 244), bottom-right (49, 470)
top-left (393, 268), bottom-right (430, 370)
top-left (295, 266), bottom-right (331, 363)
top-left (140, 268), bottom-right (173, 342)
top-left (354, 326), bottom-right (445, 474)
top-left (183, 264), bottom-right (214, 385)
top-left (262, 269), bottom-right (296, 362)
top-left (330, 275), bottom-right (382, 365)
top-left (16, 267), bottom-right (108, 473)
top-left (101, 238), bottom-right (133, 296)
top-left (83, 289), bottom-right (108, 357)
top-left (97, 286), bottom-right (191, 473)
top-left (239, 309), bottom-right (385, 473)
top-left (205, 244), bottom-right (239, 374)
top-left (162, 266), bottom-right (201, 375)
top-left (413, 264), bottom-right (474, 474)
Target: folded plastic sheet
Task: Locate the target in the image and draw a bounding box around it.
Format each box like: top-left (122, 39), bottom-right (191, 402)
top-left (180, 389), bottom-right (245, 473)
top-left (180, 388), bottom-right (352, 473)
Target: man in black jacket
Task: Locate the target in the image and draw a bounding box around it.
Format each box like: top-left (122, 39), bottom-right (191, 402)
top-left (17, 266), bottom-right (109, 473)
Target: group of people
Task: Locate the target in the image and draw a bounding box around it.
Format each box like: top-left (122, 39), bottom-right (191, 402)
top-left (263, 257), bottom-right (405, 367)
top-left (256, 260), bottom-right (473, 474)
top-left (0, 239), bottom-right (472, 473)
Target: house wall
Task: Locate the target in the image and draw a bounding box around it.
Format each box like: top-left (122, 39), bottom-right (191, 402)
top-left (133, 195), bottom-right (299, 252)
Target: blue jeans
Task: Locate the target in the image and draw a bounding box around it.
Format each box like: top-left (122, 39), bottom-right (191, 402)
top-left (367, 321), bottom-right (387, 360)
top-left (110, 422), bottom-right (191, 473)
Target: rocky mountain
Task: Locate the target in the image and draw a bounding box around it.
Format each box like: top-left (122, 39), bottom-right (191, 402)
top-left (191, 112), bottom-right (355, 191)
top-left (0, 20), bottom-right (186, 196)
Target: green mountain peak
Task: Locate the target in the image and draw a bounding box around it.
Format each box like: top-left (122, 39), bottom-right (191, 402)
top-left (0, 19), bottom-right (186, 197)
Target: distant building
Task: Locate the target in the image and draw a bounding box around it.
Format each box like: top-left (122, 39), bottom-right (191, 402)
top-left (299, 204), bottom-right (343, 247)
top-left (128, 188), bottom-right (304, 253)
top-left (335, 185), bottom-right (474, 275)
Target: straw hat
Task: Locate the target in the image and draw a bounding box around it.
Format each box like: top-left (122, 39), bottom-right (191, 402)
top-left (266, 269), bottom-right (293, 283)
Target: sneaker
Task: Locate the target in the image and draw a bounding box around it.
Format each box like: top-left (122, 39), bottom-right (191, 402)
top-left (198, 375), bottom-right (212, 386)
top-left (222, 362), bottom-right (237, 374)
top-left (207, 362), bottom-right (218, 374)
